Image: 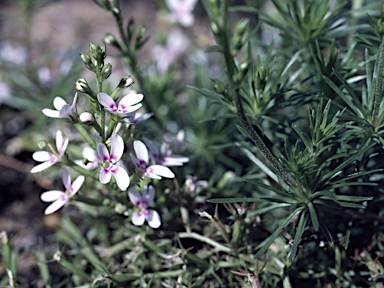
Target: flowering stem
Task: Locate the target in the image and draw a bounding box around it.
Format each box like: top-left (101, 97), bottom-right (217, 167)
top-left (73, 122), bottom-right (97, 150)
top-left (74, 194), bottom-right (104, 206)
top-left (372, 35), bottom-right (384, 128)
top-left (216, 0), bottom-right (297, 190)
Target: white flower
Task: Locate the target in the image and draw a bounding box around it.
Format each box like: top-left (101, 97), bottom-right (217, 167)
top-left (128, 186), bottom-right (161, 228)
top-left (165, 0), bottom-right (198, 27)
top-left (130, 140), bottom-right (175, 180)
top-left (40, 168), bottom-right (84, 214)
top-left (152, 29), bottom-right (189, 74)
top-left (97, 134), bottom-right (130, 190)
top-left (42, 93), bottom-right (78, 118)
top-left (31, 131), bottom-right (68, 173)
top-left (97, 92), bottom-right (143, 117)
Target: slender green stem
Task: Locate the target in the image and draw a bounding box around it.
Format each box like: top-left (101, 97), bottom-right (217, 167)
top-left (216, 0), bottom-right (297, 190)
top-left (178, 232), bottom-right (232, 253)
top-left (372, 35), bottom-right (384, 127)
top-left (74, 122), bottom-right (97, 150)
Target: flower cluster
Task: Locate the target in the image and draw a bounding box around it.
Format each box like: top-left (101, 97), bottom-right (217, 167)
top-left (32, 82), bottom-right (188, 229)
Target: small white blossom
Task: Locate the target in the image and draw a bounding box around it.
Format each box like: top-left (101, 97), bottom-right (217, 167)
top-left (40, 168), bottom-right (84, 214)
top-left (97, 134), bottom-right (130, 190)
top-left (42, 93), bottom-right (78, 118)
top-left (128, 186), bottom-right (161, 228)
top-left (144, 137), bottom-right (189, 167)
top-left (130, 140), bottom-right (175, 179)
top-left (97, 92), bottom-right (143, 117)
top-left (31, 131), bottom-right (68, 173)
top-left (165, 0), bottom-right (198, 27)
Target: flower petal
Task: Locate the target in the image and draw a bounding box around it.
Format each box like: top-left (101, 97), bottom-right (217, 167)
top-left (150, 165), bottom-right (175, 178)
top-left (142, 186), bottom-right (155, 205)
top-left (120, 93), bottom-right (143, 105)
top-left (71, 175), bottom-right (85, 194)
top-left (32, 151), bottom-right (51, 162)
top-left (128, 188), bottom-right (141, 206)
top-left (44, 199), bottom-right (67, 215)
top-left (42, 108), bottom-right (60, 118)
top-left (30, 161), bottom-right (55, 173)
top-left (147, 210), bottom-right (161, 228)
top-left (53, 97), bottom-right (67, 110)
top-left (61, 167), bottom-right (70, 188)
top-left (59, 104), bottom-right (72, 117)
top-left (97, 143), bottom-right (110, 162)
top-left (112, 166), bottom-right (130, 191)
top-left (132, 212), bottom-right (145, 226)
top-left (133, 140), bottom-right (149, 163)
top-left (98, 93), bottom-right (116, 111)
top-left (110, 134), bottom-right (124, 162)
top-left (99, 168), bottom-right (112, 184)
top-left (56, 131), bottom-right (63, 151)
top-left (40, 190), bottom-right (64, 202)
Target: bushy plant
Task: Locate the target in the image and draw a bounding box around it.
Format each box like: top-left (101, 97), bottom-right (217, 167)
top-left (1, 0), bottom-right (384, 287)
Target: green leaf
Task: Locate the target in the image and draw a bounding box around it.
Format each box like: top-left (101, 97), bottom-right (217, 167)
top-left (254, 207), bottom-right (304, 259)
top-left (307, 202), bottom-right (319, 231)
top-left (288, 211), bottom-right (307, 261)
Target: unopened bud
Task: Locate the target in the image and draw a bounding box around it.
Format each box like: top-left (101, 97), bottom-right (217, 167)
top-left (38, 140), bottom-right (46, 149)
top-left (118, 76), bottom-right (134, 89)
top-left (53, 251), bottom-right (62, 262)
top-left (101, 63), bottom-right (112, 79)
top-left (115, 203), bottom-right (127, 214)
top-left (104, 33), bottom-right (121, 50)
top-left (76, 78), bottom-right (89, 93)
top-left (79, 112), bottom-right (94, 122)
top-left (80, 53), bottom-right (94, 71)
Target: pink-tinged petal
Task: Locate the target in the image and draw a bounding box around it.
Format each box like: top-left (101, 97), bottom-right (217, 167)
top-left (56, 131), bottom-right (63, 151)
top-left (122, 103), bottom-right (142, 114)
top-left (98, 93), bottom-right (116, 111)
top-left (32, 151), bottom-right (51, 162)
top-left (97, 143), bottom-right (110, 162)
top-left (71, 175), bottom-right (85, 194)
top-left (42, 108), bottom-right (60, 118)
top-left (142, 186), bottom-right (155, 205)
top-left (150, 165), bottom-right (175, 178)
top-left (112, 166), bottom-right (129, 191)
top-left (147, 210), bottom-right (161, 228)
top-left (128, 188), bottom-right (142, 206)
top-left (59, 138), bottom-right (69, 156)
top-left (40, 190), bottom-right (64, 202)
top-left (162, 155), bottom-right (189, 166)
top-left (44, 198), bottom-right (67, 215)
top-left (99, 168), bottom-right (112, 184)
top-left (59, 104), bottom-right (72, 117)
top-left (30, 161), bottom-right (55, 173)
top-left (110, 134), bottom-right (124, 162)
top-left (62, 168), bottom-right (71, 190)
top-left (70, 93), bottom-right (78, 108)
top-left (144, 170), bottom-right (162, 180)
top-left (119, 93), bottom-right (144, 108)
top-left (133, 140), bottom-right (149, 163)
top-left (53, 97), bottom-right (67, 110)
top-left (179, 14), bottom-right (194, 27)
top-left (129, 153), bottom-right (141, 169)
top-left (132, 211), bottom-right (145, 226)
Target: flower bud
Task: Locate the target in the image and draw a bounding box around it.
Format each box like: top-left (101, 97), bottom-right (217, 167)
top-left (79, 112), bottom-right (94, 122)
top-left (118, 76), bottom-right (134, 89)
top-left (115, 203), bottom-right (127, 214)
top-left (80, 53), bottom-right (94, 71)
top-left (76, 78), bottom-right (89, 93)
top-left (38, 140), bottom-right (46, 149)
top-left (213, 79), bottom-right (226, 94)
top-left (102, 63), bottom-right (112, 79)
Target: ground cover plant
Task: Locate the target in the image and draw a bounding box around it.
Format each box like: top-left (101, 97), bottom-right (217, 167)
top-left (1, 0), bottom-right (384, 287)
